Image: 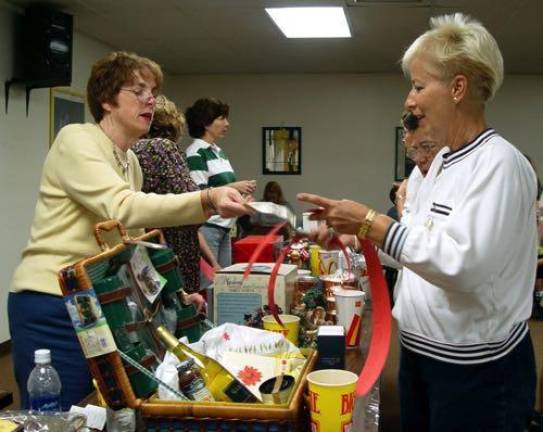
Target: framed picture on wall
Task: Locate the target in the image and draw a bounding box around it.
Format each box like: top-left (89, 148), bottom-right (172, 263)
top-left (50, 88), bottom-right (86, 146)
top-left (394, 126), bottom-right (415, 180)
top-left (262, 126), bottom-right (302, 175)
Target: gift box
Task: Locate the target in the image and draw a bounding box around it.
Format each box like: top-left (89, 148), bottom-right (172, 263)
top-left (214, 263), bottom-right (298, 325)
top-left (232, 235), bottom-right (283, 263)
top-left (316, 325), bottom-right (345, 370)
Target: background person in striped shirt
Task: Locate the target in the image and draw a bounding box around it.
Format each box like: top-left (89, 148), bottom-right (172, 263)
top-left (186, 97), bottom-right (256, 268)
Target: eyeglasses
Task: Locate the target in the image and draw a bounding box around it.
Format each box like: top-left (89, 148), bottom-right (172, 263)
top-left (406, 141), bottom-right (437, 159)
top-left (120, 87), bottom-right (160, 104)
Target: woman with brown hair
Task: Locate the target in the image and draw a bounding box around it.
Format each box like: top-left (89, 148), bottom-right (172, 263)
top-left (8, 52), bottom-right (248, 409)
top-left (262, 181), bottom-right (292, 210)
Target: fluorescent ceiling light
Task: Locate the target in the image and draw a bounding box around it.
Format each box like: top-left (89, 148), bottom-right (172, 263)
top-left (265, 7), bottom-right (351, 38)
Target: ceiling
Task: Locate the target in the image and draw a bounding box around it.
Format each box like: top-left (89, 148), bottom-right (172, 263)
top-left (6, 0), bottom-right (543, 75)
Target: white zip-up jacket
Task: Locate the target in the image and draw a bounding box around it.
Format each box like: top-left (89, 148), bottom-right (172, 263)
top-left (384, 129), bottom-right (537, 364)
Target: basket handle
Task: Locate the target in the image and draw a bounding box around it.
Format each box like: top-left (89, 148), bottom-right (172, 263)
top-left (94, 220), bottom-right (129, 251)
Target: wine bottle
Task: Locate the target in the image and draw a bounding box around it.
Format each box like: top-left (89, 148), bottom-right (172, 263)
top-left (155, 325), bottom-right (258, 403)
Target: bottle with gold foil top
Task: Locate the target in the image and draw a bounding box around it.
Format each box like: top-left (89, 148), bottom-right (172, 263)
top-left (155, 325), bottom-right (258, 403)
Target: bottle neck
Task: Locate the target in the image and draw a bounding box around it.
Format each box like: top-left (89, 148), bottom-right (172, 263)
top-left (156, 326), bottom-right (199, 358)
top-left (156, 325), bottom-right (180, 350)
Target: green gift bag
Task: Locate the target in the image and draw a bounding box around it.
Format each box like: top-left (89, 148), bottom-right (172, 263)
top-left (149, 248), bottom-right (205, 342)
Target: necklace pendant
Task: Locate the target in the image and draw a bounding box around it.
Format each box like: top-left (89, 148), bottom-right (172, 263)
top-left (113, 146), bottom-right (129, 178)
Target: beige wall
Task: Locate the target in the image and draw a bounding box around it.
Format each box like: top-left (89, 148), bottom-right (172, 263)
top-left (0, 4), bottom-right (112, 343)
top-left (1, 2), bottom-right (542, 344)
top-left (166, 73), bottom-right (543, 218)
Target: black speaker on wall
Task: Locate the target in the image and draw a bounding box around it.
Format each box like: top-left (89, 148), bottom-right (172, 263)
top-left (23, 6), bottom-right (73, 88)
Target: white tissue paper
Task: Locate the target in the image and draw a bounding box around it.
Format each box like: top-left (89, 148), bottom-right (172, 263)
top-left (155, 324), bottom-right (306, 401)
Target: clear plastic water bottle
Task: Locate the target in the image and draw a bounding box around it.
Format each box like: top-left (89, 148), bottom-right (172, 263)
top-left (27, 349), bottom-right (61, 412)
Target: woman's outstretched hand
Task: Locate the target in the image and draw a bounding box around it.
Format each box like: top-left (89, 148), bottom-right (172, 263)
top-left (212, 186), bottom-right (253, 218)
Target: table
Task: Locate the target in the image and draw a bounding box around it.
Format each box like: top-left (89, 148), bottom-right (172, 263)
top-left (349, 304), bottom-right (380, 431)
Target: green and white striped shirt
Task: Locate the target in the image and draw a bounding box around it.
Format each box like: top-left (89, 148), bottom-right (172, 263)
top-left (187, 138), bottom-right (237, 228)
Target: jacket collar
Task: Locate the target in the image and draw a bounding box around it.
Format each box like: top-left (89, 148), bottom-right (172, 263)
top-left (442, 128), bottom-right (497, 169)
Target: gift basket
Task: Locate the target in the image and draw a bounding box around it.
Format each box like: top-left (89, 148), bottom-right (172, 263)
top-left (59, 220), bottom-right (316, 431)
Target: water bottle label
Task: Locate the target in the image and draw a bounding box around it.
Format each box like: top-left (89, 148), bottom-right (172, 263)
top-left (30, 394), bottom-right (61, 412)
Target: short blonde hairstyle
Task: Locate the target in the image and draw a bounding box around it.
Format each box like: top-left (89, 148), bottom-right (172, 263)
top-left (147, 95), bottom-right (185, 143)
top-left (401, 13), bottom-right (503, 103)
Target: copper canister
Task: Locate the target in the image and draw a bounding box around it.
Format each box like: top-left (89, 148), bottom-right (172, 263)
top-left (295, 275), bottom-right (319, 306)
top-left (320, 275), bottom-right (357, 298)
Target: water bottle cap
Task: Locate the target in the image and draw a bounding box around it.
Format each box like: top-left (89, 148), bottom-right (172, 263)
top-left (34, 349), bottom-right (51, 364)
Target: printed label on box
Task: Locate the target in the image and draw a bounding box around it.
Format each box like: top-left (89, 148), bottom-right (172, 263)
top-left (214, 263), bottom-right (297, 325)
top-left (129, 244), bottom-right (166, 303)
top-left (216, 292), bottom-right (262, 325)
top-left (65, 289), bottom-right (116, 357)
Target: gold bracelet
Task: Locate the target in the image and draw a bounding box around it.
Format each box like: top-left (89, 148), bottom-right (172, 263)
top-left (357, 209), bottom-right (377, 240)
top-left (201, 187), bottom-right (217, 216)
top-left (207, 187), bottom-right (218, 214)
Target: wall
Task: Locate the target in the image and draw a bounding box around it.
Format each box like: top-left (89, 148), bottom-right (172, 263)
top-left (168, 74), bottom-right (410, 217)
top-left (0, 3), bottom-right (112, 343)
top-left (166, 73), bottom-right (543, 221)
top-left (1, 1), bottom-right (542, 344)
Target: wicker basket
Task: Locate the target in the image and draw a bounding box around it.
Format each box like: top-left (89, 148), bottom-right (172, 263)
top-left (59, 220), bottom-right (316, 431)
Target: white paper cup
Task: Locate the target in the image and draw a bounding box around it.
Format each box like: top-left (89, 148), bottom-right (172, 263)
top-left (334, 289), bottom-right (365, 348)
top-left (302, 212), bottom-right (321, 232)
top-left (318, 250), bottom-right (340, 275)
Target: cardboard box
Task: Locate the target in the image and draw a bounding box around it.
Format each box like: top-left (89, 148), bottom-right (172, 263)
top-left (232, 235), bottom-right (283, 263)
top-left (316, 325), bottom-right (345, 370)
top-left (213, 263), bottom-right (298, 325)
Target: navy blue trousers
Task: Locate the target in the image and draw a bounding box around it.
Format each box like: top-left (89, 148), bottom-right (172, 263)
top-left (8, 291), bottom-right (93, 410)
top-left (399, 331), bottom-right (536, 432)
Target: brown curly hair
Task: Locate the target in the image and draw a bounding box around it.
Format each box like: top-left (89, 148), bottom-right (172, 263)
top-left (87, 51), bottom-right (163, 122)
top-left (147, 95), bottom-right (185, 142)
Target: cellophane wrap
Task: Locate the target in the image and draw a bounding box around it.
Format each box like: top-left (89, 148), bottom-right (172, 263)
top-left (0, 410), bottom-right (87, 432)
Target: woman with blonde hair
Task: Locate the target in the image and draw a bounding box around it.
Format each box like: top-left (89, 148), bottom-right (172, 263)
top-left (299, 14), bottom-right (537, 430)
top-left (134, 96), bottom-right (220, 297)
